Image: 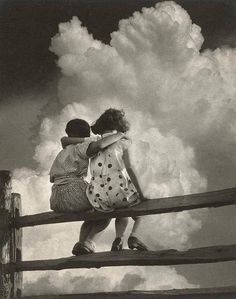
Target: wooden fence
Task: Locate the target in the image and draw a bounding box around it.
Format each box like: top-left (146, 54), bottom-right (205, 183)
top-left (0, 170), bottom-right (236, 299)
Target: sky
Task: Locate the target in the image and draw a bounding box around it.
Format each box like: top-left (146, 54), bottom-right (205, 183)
top-left (1, 0), bottom-right (236, 295)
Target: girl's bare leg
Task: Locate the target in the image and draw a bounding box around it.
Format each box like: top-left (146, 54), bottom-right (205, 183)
top-left (111, 217), bottom-right (129, 251)
top-left (115, 217), bottom-right (129, 239)
top-left (130, 216), bottom-right (143, 238)
top-left (128, 216), bottom-right (148, 250)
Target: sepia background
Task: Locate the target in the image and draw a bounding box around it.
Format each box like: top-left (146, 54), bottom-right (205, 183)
top-left (1, 0), bottom-right (236, 295)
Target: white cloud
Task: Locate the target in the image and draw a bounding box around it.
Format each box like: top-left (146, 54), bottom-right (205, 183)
top-left (49, 1), bottom-right (236, 190)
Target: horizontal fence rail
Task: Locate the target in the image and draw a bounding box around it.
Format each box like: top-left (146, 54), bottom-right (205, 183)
top-left (13, 187), bottom-right (236, 228)
top-left (4, 244), bottom-right (235, 272)
top-left (20, 286), bottom-right (236, 299)
top-left (1, 170), bottom-right (236, 299)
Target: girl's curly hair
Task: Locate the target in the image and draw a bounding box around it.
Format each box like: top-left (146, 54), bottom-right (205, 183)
top-left (91, 108), bottom-right (130, 135)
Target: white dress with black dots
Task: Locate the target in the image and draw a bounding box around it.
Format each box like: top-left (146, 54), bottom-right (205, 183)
top-left (86, 134), bottom-right (140, 212)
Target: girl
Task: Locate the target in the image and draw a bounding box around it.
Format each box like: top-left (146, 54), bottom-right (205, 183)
top-left (62, 109), bottom-right (148, 251)
top-left (50, 118), bottom-right (126, 255)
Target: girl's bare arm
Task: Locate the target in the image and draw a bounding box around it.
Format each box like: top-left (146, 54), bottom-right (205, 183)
top-left (123, 150), bottom-right (145, 200)
top-left (61, 136), bottom-right (85, 149)
top-left (86, 133), bottom-right (127, 157)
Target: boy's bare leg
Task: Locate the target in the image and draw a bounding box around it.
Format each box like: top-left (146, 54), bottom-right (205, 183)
top-left (79, 221), bottom-right (93, 243)
top-left (73, 219), bottom-right (111, 255)
top-left (83, 219), bottom-right (111, 250)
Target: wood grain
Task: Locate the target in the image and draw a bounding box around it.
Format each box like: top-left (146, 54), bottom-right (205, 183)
top-left (10, 193), bottom-right (22, 298)
top-left (14, 187), bottom-right (236, 228)
top-left (20, 286), bottom-right (236, 299)
top-left (0, 170), bottom-right (12, 299)
top-left (7, 244), bottom-right (236, 272)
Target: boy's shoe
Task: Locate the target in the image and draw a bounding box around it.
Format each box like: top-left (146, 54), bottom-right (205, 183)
top-left (111, 237), bottom-right (123, 251)
top-left (128, 236), bottom-right (148, 251)
top-left (72, 242), bottom-right (94, 256)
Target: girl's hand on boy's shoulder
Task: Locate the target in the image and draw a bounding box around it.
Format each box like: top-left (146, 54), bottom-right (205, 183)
top-left (61, 136), bottom-right (67, 149)
top-left (120, 133), bottom-right (131, 141)
top-left (61, 136), bottom-right (86, 149)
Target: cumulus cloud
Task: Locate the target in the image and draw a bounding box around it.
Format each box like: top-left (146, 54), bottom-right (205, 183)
top-left (49, 1), bottom-right (236, 191)
top-left (12, 0), bottom-right (236, 295)
top-left (23, 266), bottom-right (195, 295)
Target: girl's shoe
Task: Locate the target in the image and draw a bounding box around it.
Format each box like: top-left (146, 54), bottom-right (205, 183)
top-left (111, 237), bottom-right (123, 251)
top-left (128, 236), bottom-right (148, 251)
top-left (72, 242), bottom-right (94, 256)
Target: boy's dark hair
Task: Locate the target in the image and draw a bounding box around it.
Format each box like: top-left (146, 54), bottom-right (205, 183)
top-left (91, 108), bottom-right (130, 135)
top-left (65, 119), bottom-right (90, 137)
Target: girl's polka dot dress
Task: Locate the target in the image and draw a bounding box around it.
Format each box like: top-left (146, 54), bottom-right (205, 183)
top-left (86, 134), bottom-right (140, 212)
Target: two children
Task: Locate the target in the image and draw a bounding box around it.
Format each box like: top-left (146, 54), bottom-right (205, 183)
top-left (50, 108), bottom-right (148, 255)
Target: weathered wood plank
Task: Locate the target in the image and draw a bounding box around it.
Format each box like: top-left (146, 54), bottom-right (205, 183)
top-left (0, 170), bottom-right (13, 299)
top-left (20, 286), bottom-right (236, 299)
top-left (14, 187), bottom-right (236, 228)
top-left (6, 244), bottom-right (236, 272)
top-left (10, 193), bottom-right (22, 298)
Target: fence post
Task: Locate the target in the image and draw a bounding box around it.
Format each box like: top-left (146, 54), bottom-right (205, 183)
top-left (0, 170), bottom-right (22, 298)
top-left (11, 193), bottom-right (22, 298)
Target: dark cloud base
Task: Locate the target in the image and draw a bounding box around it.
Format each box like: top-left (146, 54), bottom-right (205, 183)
top-left (23, 272), bottom-right (145, 295)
